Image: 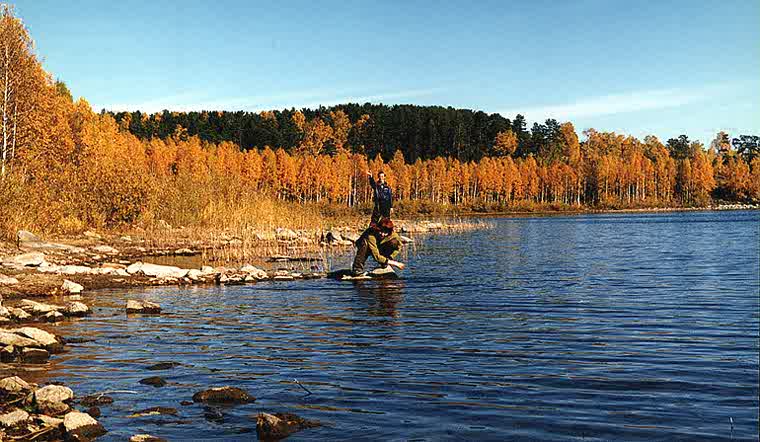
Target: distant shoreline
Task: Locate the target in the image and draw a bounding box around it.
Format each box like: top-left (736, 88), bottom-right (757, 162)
top-left (452, 204), bottom-right (760, 218)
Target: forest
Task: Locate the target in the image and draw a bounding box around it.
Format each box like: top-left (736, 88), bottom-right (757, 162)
top-left (0, 5), bottom-right (758, 236)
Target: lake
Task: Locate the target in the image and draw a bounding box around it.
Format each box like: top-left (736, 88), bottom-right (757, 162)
top-left (20, 210), bottom-right (760, 440)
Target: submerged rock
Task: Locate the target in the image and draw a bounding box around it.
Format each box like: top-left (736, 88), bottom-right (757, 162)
top-left (80, 395), bottom-right (114, 407)
top-left (63, 411), bottom-right (106, 440)
top-left (192, 386), bottom-right (255, 404)
top-left (44, 311), bottom-right (65, 322)
top-left (139, 376), bottom-right (167, 387)
top-left (130, 434), bottom-right (168, 442)
top-left (126, 300), bottom-right (161, 314)
top-left (146, 361), bottom-right (180, 371)
top-left (129, 407), bottom-right (178, 418)
top-left (256, 412), bottom-right (321, 440)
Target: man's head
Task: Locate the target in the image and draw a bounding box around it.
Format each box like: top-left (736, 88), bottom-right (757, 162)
top-left (378, 217), bottom-right (394, 236)
top-left (377, 171), bottom-right (386, 184)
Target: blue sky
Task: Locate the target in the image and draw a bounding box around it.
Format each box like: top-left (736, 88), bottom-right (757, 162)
top-left (16, 0), bottom-right (760, 144)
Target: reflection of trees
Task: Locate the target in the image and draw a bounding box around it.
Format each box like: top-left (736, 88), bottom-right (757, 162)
top-left (353, 280), bottom-right (405, 319)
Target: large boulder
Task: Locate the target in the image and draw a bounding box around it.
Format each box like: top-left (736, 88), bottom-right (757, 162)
top-left (56, 265), bottom-right (93, 275)
top-left (192, 386), bottom-right (255, 404)
top-left (63, 411), bottom-right (106, 440)
top-left (35, 385), bottom-right (74, 403)
top-left (256, 412), bottom-right (321, 440)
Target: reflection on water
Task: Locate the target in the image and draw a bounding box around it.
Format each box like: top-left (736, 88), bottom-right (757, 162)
top-left (4, 211), bottom-right (758, 441)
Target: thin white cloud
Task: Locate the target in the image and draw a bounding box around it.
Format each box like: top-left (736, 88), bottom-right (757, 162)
top-left (102, 88), bottom-right (443, 113)
top-left (499, 83), bottom-right (736, 122)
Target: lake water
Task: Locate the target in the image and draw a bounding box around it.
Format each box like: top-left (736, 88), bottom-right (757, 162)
top-left (14, 211), bottom-right (760, 440)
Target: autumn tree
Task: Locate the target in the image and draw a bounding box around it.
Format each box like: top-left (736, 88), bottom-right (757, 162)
top-left (492, 129), bottom-right (517, 156)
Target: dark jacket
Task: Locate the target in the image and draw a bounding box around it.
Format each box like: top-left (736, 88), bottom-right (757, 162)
top-left (369, 176), bottom-right (393, 219)
top-left (357, 228), bottom-right (401, 266)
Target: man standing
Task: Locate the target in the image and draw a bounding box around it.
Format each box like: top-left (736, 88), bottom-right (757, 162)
top-left (352, 217), bottom-right (405, 276)
top-left (368, 170), bottom-right (393, 224)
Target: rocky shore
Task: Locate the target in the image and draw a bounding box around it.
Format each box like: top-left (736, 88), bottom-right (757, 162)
top-left (0, 220), bottom-right (479, 439)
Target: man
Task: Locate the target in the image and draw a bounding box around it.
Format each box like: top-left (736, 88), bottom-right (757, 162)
top-left (368, 170), bottom-right (393, 225)
top-left (352, 217), bottom-right (405, 276)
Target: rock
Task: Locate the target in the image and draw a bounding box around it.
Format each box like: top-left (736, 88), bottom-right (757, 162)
top-left (200, 266), bottom-right (216, 275)
top-left (3, 251), bottom-right (46, 267)
top-left (186, 269), bottom-right (202, 281)
top-left (179, 400), bottom-right (193, 406)
top-left (0, 305), bottom-right (10, 317)
top-left (129, 407), bottom-right (178, 417)
top-left (0, 331), bottom-right (41, 348)
top-left (126, 262), bottom-right (143, 274)
top-left (240, 265), bottom-right (268, 279)
top-left (35, 385), bottom-right (74, 403)
top-left (256, 412), bottom-right (321, 440)
top-left (63, 411), bottom-right (106, 439)
top-left (57, 265), bottom-right (94, 275)
top-left (37, 399), bottom-right (70, 416)
top-left (276, 228), bottom-right (298, 241)
top-left (8, 307), bottom-right (30, 321)
top-left (92, 245), bottom-right (118, 254)
top-left (139, 376), bottom-right (166, 387)
top-left (13, 327), bottom-right (63, 352)
top-left (146, 361), bottom-right (180, 370)
top-left (86, 406), bottom-right (101, 418)
top-left (273, 275), bottom-right (294, 281)
top-left (130, 434), bottom-right (168, 442)
top-left (368, 266), bottom-right (398, 279)
top-left (0, 376), bottom-right (31, 394)
top-left (21, 347), bottom-right (49, 363)
top-left (36, 414), bottom-right (64, 427)
top-left (62, 279), bottom-right (84, 294)
top-left (174, 248), bottom-right (195, 255)
top-left (126, 300), bottom-right (161, 314)
top-left (80, 395), bottom-right (113, 407)
top-left (17, 230), bottom-right (41, 243)
top-left (64, 301), bottom-right (91, 317)
top-left (0, 408), bottom-right (29, 428)
top-left (44, 311), bottom-right (64, 322)
top-left (192, 386), bottom-right (255, 404)
top-left (83, 230), bottom-right (102, 239)
top-left (0, 345), bottom-right (16, 362)
top-left (325, 230), bottom-right (343, 243)
top-left (68, 294), bottom-right (83, 301)
top-left (20, 299), bottom-right (61, 314)
top-left (0, 274), bottom-right (18, 285)
top-left (127, 262), bottom-right (189, 278)
top-left (399, 235), bottom-right (414, 244)
top-left (102, 262), bottom-right (126, 270)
